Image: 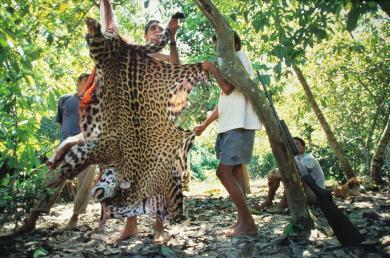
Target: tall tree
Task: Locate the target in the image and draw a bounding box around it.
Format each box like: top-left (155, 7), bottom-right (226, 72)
top-left (293, 66), bottom-right (356, 179)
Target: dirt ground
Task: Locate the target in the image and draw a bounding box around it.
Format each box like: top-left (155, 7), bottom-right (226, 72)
top-left (0, 179), bottom-right (389, 257)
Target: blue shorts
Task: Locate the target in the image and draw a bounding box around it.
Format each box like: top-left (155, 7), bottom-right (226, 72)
top-left (215, 128), bottom-right (255, 165)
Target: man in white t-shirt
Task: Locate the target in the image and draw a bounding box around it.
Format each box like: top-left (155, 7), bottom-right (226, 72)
top-left (256, 137), bottom-right (325, 213)
top-left (195, 32), bottom-right (261, 236)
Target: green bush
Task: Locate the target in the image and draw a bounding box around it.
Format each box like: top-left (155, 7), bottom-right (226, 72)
top-left (190, 144), bottom-right (218, 181)
top-left (307, 146), bottom-right (345, 182)
top-left (249, 152), bottom-right (277, 178)
top-left (0, 166), bottom-right (49, 228)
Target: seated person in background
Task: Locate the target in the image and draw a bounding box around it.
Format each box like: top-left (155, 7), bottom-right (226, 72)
top-left (256, 137), bottom-right (325, 213)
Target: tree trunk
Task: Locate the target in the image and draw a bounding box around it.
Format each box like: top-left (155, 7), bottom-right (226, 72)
top-left (293, 65), bottom-right (356, 179)
top-left (194, 0), bottom-right (313, 230)
top-left (370, 114), bottom-right (390, 184)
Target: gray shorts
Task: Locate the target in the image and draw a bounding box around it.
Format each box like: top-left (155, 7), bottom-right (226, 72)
top-left (215, 128), bottom-right (255, 165)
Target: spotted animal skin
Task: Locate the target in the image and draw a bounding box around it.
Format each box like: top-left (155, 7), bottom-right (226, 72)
top-left (58, 17), bottom-right (208, 222)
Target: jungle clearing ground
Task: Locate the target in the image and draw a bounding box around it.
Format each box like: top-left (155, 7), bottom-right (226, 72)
top-left (0, 177), bottom-right (389, 257)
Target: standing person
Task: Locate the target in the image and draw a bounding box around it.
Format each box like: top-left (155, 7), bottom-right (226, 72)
top-left (97, 16), bottom-right (181, 244)
top-left (194, 32), bottom-right (261, 236)
top-left (256, 137), bottom-right (325, 213)
top-left (10, 73), bottom-right (97, 236)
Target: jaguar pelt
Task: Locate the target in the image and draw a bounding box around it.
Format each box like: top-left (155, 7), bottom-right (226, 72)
top-left (58, 16), bottom-right (208, 222)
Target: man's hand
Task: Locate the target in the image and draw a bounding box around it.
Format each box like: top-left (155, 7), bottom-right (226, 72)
top-left (202, 61), bottom-right (234, 95)
top-left (194, 123), bottom-right (207, 136)
top-left (202, 61), bottom-right (216, 74)
top-left (167, 17), bottom-right (180, 41)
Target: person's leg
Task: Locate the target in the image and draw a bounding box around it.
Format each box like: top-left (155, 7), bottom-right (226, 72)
top-left (256, 169), bottom-right (281, 210)
top-left (66, 165), bottom-right (96, 229)
top-left (232, 164), bottom-right (246, 196)
top-left (9, 170), bottom-right (67, 236)
top-left (217, 164), bottom-right (257, 236)
top-left (268, 190), bottom-right (288, 213)
top-left (277, 192), bottom-right (288, 209)
top-left (110, 216), bottom-right (138, 243)
top-left (153, 217), bottom-right (166, 243)
top-left (242, 164), bottom-right (251, 194)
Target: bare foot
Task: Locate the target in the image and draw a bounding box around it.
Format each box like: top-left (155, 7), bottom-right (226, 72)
top-left (109, 228), bottom-right (138, 244)
top-left (109, 218), bottom-right (138, 244)
top-left (218, 222), bottom-right (240, 235)
top-left (65, 214), bottom-right (79, 230)
top-left (153, 228), bottom-right (168, 244)
top-left (223, 222), bottom-right (257, 237)
top-left (153, 218), bottom-right (167, 244)
top-left (94, 204), bottom-right (110, 232)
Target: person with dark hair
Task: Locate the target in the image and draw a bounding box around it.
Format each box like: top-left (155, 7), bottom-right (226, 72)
top-left (194, 32), bottom-right (260, 236)
top-left (144, 18), bottom-right (180, 64)
top-left (9, 73), bottom-right (98, 236)
top-left (255, 137), bottom-right (325, 213)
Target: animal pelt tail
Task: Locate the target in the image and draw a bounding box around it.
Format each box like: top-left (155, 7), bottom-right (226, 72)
top-left (332, 177), bottom-right (362, 198)
top-left (46, 133), bottom-right (84, 169)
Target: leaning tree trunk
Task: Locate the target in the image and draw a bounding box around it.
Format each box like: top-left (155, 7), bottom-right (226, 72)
top-left (370, 114), bottom-right (390, 184)
top-left (293, 65), bottom-right (356, 180)
top-left (194, 0), bottom-right (313, 230)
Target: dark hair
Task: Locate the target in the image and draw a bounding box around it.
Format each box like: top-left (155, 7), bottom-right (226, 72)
top-left (211, 31), bottom-right (241, 51)
top-left (78, 73), bottom-right (90, 82)
top-left (293, 137), bottom-right (305, 147)
top-left (144, 20), bottom-right (161, 35)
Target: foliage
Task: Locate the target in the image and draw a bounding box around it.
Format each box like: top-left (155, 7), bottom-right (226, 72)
top-left (298, 18), bottom-right (389, 178)
top-left (190, 142), bottom-right (218, 181)
top-left (248, 153), bottom-right (277, 178)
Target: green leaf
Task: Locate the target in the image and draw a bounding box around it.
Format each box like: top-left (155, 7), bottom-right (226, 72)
top-left (1, 174), bottom-right (10, 187)
top-left (252, 16), bottom-right (268, 32)
top-left (161, 245), bottom-right (176, 257)
top-left (0, 32), bottom-right (8, 48)
top-left (313, 28), bottom-right (327, 41)
top-left (46, 33), bottom-right (54, 46)
top-left (258, 74), bottom-right (271, 86)
top-left (273, 62), bottom-right (282, 75)
top-left (33, 247), bottom-right (48, 258)
top-left (274, 45), bottom-right (286, 59)
top-left (283, 222), bottom-right (293, 237)
top-left (48, 92), bottom-right (57, 111)
top-left (346, 7), bottom-right (361, 32)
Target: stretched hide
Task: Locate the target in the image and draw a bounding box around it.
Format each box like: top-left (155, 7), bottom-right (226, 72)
top-left (57, 14), bottom-right (208, 221)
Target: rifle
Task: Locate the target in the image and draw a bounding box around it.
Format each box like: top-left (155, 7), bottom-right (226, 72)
top-left (257, 71), bottom-right (364, 246)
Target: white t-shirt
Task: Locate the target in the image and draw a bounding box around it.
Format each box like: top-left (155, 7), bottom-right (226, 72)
top-left (217, 51), bottom-right (262, 133)
top-left (302, 153), bottom-right (325, 189)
